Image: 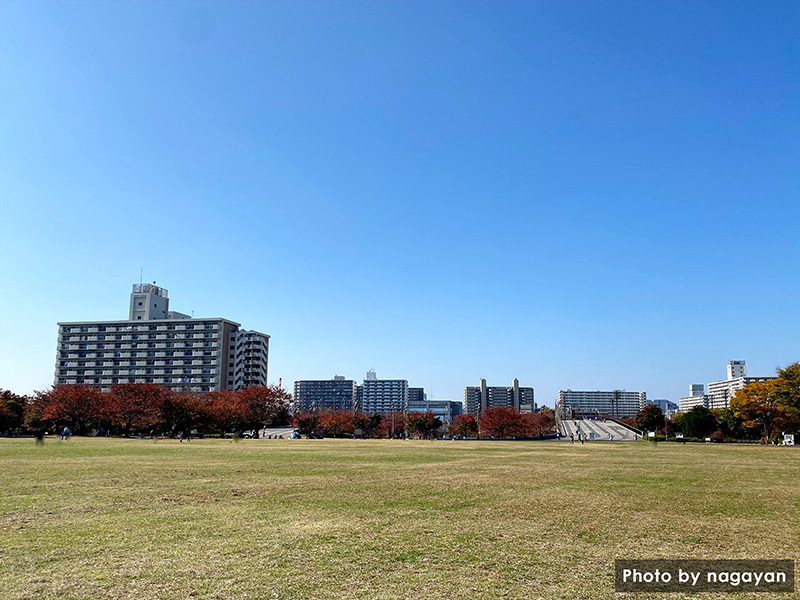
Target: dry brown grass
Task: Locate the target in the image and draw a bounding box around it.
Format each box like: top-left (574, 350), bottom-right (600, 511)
top-left (1, 437), bottom-right (798, 599)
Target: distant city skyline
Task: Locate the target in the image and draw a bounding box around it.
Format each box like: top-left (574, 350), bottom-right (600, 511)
top-left (1, 1), bottom-right (798, 406)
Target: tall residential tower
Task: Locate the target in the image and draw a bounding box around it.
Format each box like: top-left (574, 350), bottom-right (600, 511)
top-left (55, 284), bottom-right (270, 392)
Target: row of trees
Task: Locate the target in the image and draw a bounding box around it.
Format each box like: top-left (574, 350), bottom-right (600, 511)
top-left (294, 410), bottom-right (443, 439)
top-left (1, 384), bottom-right (557, 441)
top-left (1, 384), bottom-right (291, 437)
top-left (294, 406), bottom-right (556, 439)
top-left (633, 363), bottom-right (800, 441)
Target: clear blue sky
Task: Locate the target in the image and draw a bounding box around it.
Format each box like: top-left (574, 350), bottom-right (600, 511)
top-left (1, 1), bottom-right (798, 407)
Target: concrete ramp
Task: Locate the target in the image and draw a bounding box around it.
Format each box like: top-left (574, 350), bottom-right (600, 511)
top-left (561, 419), bottom-right (637, 441)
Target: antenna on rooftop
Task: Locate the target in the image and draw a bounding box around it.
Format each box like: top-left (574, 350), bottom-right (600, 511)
top-left (139, 268), bottom-right (143, 285)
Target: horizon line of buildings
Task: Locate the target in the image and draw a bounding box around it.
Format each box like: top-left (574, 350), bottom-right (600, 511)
top-left (52, 284), bottom-right (782, 420)
top-left (678, 360), bottom-right (776, 413)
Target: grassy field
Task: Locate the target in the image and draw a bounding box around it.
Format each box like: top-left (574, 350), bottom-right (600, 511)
top-left (1, 437), bottom-right (798, 600)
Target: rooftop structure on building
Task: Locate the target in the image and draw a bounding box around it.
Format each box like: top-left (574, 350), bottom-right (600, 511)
top-left (557, 389), bottom-right (646, 419)
top-left (464, 379), bottom-right (535, 415)
top-left (679, 360), bottom-right (775, 412)
top-left (55, 283), bottom-right (270, 393)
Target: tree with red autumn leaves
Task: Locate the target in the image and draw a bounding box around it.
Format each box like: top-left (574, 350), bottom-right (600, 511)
top-left (449, 414), bottom-right (478, 438)
top-left (317, 410), bottom-right (354, 437)
top-left (378, 411), bottom-right (406, 439)
top-left (522, 409), bottom-right (556, 438)
top-left (36, 385), bottom-right (103, 434)
top-left (156, 391), bottom-right (208, 437)
top-left (208, 389), bottom-right (251, 434)
top-left (106, 383), bottom-right (165, 436)
top-left (478, 406), bottom-right (524, 438)
top-left (237, 385), bottom-right (291, 428)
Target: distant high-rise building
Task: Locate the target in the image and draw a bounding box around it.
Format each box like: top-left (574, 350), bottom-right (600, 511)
top-left (557, 389), bottom-right (646, 418)
top-left (408, 387), bottom-right (425, 405)
top-left (678, 384), bottom-right (708, 412)
top-left (707, 360), bottom-right (774, 409)
top-left (55, 284), bottom-right (269, 393)
top-left (359, 371), bottom-right (408, 414)
top-left (679, 361), bottom-right (776, 412)
top-left (464, 379), bottom-right (535, 415)
top-left (293, 376), bottom-right (359, 412)
top-left (647, 398), bottom-right (679, 418)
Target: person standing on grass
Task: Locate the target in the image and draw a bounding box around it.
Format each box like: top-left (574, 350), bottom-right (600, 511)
top-left (570, 433), bottom-right (574, 444)
top-left (34, 428), bottom-right (45, 445)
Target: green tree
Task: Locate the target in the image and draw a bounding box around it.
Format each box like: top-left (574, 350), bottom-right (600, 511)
top-left (713, 407), bottom-right (755, 440)
top-left (406, 411), bottom-right (442, 440)
top-left (293, 412), bottom-right (319, 437)
top-left (352, 413), bottom-right (382, 438)
top-left (673, 406), bottom-right (718, 439)
top-left (635, 404), bottom-right (665, 433)
top-left (773, 362), bottom-right (800, 427)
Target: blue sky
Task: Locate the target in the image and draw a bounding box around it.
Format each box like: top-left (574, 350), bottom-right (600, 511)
top-left (1, 1), bottom-right (798, 406)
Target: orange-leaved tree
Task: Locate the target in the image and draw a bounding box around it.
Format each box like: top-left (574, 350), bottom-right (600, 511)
top-left (107, 383), bottom-right (165, 436)
top-left (39, 385), bottom-right (103, 434)
top-left (479, 406), bottom-right (524, 439)
top-left (237, 385), bottom-right (291, 428)
top-left (449, 414), bottom-right (478, 438)
top-left (731, 380), bottom-right (788, 441)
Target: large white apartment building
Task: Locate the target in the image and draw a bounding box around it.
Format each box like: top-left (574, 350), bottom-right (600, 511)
top-left (359, 369), bottom-right (408, 414)
top-left (464, 379), bottom-right (535, 415)
top-left (557, 389), bottom-right (646, 418)
top-left (54, 283), bottom-right (270, 393)
top-left (679, 360), bottom-right (775, 411)
top-left (678, 384), bottom-right (708, 412)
